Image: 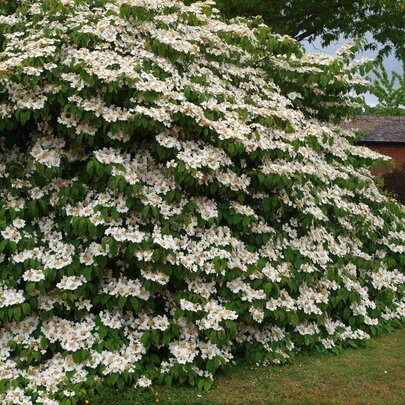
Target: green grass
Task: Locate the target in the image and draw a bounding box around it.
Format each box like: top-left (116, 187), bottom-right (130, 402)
top-left (89, 327), bottom-right (405, 405)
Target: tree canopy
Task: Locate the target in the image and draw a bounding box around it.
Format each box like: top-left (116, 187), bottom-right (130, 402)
top-left (365, 61), bottom-right (405, 116)
top-left (186, 0), bottom-right (405, 59)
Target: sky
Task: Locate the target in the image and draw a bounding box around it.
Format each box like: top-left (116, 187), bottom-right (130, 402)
top-left (303, 33), bottom-right (402, 106)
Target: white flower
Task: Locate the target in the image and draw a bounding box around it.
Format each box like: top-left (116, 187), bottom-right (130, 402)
top-left (22, 269), bottom-right (46, 282)
top-left (136, 376), bottom-right (152, 388)
top-left (56, 275), bottom-right (86, 291)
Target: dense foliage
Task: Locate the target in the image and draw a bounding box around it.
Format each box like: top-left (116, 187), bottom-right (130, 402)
top-left (186, 0), bottom-right (405, 59)
top-left (0, 1), bottom-right (404, 404)
top-left (363, 61), bottom-right (405, 116)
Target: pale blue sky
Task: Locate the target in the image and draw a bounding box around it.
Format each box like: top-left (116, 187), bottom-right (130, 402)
top-left (303, 33), bottom-right (402, 106)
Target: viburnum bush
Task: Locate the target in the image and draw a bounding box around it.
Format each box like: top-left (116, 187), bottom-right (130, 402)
top-left (0, 0), bottom-right (404, 403)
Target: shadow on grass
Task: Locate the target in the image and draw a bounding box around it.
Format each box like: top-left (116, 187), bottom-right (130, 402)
top-left (89, 327), bottom-right (405, 405)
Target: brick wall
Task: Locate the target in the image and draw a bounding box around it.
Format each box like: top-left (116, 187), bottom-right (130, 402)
top-left (360, 143), bottom-right (405, 175)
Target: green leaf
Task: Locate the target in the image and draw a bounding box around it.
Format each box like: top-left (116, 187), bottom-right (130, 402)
top-left (86, 160), bottom-right (95, 176)
top-left (13, 307), bottom-right (22, 322)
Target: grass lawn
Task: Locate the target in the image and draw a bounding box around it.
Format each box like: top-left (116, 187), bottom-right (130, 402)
top-left (90, 327), bottom-right (405, 405)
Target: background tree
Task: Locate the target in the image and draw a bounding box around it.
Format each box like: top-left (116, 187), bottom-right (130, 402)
top-left (185, 0), bottom-right (405, 59)
top-left (364, 61), bottom-right (405, 116)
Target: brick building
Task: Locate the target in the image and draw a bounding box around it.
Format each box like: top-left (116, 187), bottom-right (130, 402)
top-left (343, 116), bottom-right (405, 175)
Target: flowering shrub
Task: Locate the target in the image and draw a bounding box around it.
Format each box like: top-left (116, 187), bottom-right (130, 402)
top-left (0, 0), bottom-right (404, 403)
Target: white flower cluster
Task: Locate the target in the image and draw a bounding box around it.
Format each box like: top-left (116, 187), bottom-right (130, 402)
top-left (41, 317), bottom-right (96, 352)
top-left (56, 275), bottom-right (87, 291)
top-left (0, 285), bottom-right (25, 308)
top-left (101, 274), bottom-right (150, 300)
